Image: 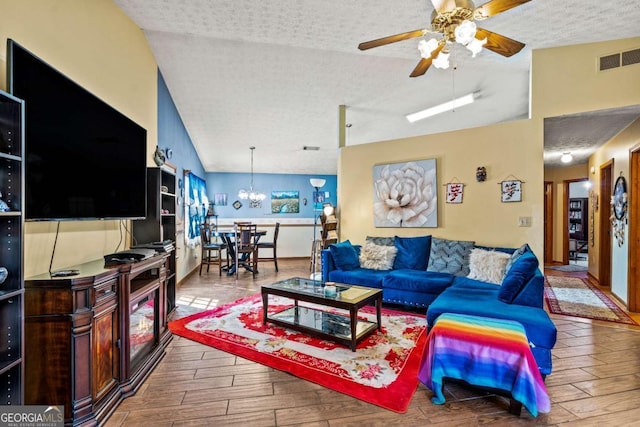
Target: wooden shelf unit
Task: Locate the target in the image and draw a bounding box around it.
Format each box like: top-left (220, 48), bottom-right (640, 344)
top-left (569, 197), bottom-right (588, 241)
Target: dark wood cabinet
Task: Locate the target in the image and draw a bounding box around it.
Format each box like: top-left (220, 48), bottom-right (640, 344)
top-left (132, 165), bottom-right (177, 314)
top-left (0, 90), bottom-right (24, 406)
top-left (569, 197), bottom-right (588, 241)
top-left (25, 254), bottom-right (171, 426)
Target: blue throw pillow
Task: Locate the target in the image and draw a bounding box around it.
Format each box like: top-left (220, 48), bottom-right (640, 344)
top-left (393, 235), bottom-right (431, 270)
top-left (329, 240), bottom-right (360, 271)
top-left (498, 251), bottom-right (539, 303)
top-left (427, 237), bottom-right (475, 276)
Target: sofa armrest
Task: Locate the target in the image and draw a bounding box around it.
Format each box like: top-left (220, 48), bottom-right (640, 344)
top-left (321, 249), bottom-right (335, 282)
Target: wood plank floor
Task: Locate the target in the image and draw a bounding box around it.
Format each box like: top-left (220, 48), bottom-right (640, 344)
top-left (105, 259), bottom-right (640, 426)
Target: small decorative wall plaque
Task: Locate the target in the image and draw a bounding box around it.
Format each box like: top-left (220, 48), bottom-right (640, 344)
top-left (445, 179), bottom-right (464, 204)
top-left (499, 176), bottom-right (524, 203)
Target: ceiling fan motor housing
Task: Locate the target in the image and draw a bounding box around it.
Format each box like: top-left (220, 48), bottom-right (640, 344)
top-left (430, 0), bottom-right (476, 41)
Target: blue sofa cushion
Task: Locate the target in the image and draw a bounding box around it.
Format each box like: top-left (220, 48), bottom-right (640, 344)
top-left (328, 268), bottom-right (386, 289)
top-left (499, 250), bottom-right (539, 303)
top-left (383, 269), bottom-right (455, 294)
top-left (393, 235), bottom-right (431, 270)
top-left (427, 237), bottom-right (475, 276)
top-left (328, 240), bottom-right (360, 271)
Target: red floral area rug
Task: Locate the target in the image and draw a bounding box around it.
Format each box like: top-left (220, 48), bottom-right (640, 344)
top-left (168, 294), bottom-right (428, 413)
top-left (544, 276), bottom-right (638, 325)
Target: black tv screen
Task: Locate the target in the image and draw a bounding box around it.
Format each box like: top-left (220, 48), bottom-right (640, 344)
top-left (7, 39), bottom-right (147, 221)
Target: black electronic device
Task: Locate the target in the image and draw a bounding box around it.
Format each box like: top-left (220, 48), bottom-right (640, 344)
top-left (104, 248), bottom-right (156, 264)
top-left (7, 39), bottom-right (148, 221)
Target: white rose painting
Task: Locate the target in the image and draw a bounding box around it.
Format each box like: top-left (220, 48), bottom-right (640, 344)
top-left (373, 159), bottom-right (438, 227)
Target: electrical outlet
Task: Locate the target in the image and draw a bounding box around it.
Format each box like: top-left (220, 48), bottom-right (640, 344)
top-left (518, 216), bottom-right (532, 227)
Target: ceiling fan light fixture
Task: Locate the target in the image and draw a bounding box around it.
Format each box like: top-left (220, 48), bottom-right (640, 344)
top-left (561, 152), bottom-right (573, 163)
top-left (406, 92), bottom-right (479, 122)
top-left (432, 51), bottom-right (450, 69)
top-left (418, 38), bottom-right (440, 59)
top-left (466, 36), bottom-right (487, 57)
top-left (454, 20), bottom-right (477, 45)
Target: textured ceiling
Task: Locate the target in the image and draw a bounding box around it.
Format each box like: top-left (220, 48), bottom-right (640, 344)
top-left (113, 0), bottom-right (640, 174)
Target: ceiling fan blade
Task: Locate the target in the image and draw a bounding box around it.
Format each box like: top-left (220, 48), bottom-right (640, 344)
top-left (358, 29), bottom-right (425, 50)
top-left (430, 0), bottom-right (458, 13)
top-left (475, 28), bottom-right (526, 57)
top-left (409, 44), bottom-right (445, 77)
top-left (475, 0), bottom-right (531, 19)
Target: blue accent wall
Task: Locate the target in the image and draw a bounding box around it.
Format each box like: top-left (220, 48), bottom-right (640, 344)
top-left (158, 69), bottom-right (337, 221)
top-left (157, 70), bottom-right (205, 179)
top-left (207, 173), bottom-right (337, 219)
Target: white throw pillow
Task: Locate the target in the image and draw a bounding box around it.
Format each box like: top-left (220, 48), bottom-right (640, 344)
top-left (467, 248), bottom-right (511, 285)
top-left (359, 241), bottom-right (398, 270)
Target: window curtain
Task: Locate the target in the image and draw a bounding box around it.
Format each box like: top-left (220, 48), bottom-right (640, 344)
top-left (184, 172), bottom-right (209, 248)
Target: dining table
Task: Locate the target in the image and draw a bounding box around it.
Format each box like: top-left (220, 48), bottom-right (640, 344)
top-left (215, 227), bottom-right (268, 275)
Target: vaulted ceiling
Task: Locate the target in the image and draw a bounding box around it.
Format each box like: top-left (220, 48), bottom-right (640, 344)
top-left (114, 0), bottom-right (640, 174)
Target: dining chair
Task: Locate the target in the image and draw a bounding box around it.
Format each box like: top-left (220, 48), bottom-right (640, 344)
top-left (257, 222), bottom-right (280, 272)
top-left (234, 222), bottom-right (259, 278)
top-left (199, 223), bottom-right (228, 275)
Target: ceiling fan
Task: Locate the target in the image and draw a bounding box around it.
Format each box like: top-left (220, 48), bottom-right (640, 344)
top-left (358, 0), bottom-right (531, 77)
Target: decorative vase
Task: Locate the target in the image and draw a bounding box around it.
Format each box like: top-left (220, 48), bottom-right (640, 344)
top-left (0, 191), bottom-right (9, 212)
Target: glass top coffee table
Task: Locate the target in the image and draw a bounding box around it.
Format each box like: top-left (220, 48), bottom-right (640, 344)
top-left (261, 277), bottom-right (382, 351)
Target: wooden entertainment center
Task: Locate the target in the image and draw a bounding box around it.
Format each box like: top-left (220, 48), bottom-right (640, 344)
top-left (24, 253), bottom-right (173, 426)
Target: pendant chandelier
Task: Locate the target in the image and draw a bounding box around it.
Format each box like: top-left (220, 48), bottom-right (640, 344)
top-left (238, 146), bottom-right (265, 201)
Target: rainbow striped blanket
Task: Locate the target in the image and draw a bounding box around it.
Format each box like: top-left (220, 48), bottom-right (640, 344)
top-left (417, 313), bottom-right (551, 417)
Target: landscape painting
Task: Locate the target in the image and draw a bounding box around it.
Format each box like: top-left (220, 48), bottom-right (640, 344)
top-left (271, 190), bottom-right (300, 214)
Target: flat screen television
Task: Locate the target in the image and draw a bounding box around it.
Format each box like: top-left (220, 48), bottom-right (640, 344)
top-left (7, 39), bottom-right (147, 221)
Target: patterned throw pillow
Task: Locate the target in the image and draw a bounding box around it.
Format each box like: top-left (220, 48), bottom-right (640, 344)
top-left (427, 237), bottom-right (475, 276)
top-left (504, 243), bottom-right (531, 275)
top-left (359, 240), bottom-right (398, 270)
top-left (365, 236), bottom-right (395, 247)
top-left (467, 248), bottom-right (512, 284)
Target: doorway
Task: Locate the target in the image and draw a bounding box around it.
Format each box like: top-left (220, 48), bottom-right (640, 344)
top-left (629, 146), bottom-right (640, 312)
top-left (566, 179), bottom-right (590, 266)
top-left (543, 181), bottom-right (553, 264)
top-left (599, 160), bottom-right (614, 288)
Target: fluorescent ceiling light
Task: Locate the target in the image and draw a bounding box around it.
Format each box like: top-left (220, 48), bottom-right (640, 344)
top-left (406, 92), bottom-right (479, 123)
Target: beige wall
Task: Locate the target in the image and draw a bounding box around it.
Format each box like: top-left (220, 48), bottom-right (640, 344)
top-left (588, 118), bottom-right (640, 301)
top-left (532, 36), bottom-right (640, 303)
top-left (0, 0), bottom-right (158, 277)
top-left (339, 118), bottom-right (544, 256)
top-left (544, 164), bottom-right (589, 262)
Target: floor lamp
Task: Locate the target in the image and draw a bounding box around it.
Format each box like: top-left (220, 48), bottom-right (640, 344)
top-left (309, 178), bottom-right (326, 280)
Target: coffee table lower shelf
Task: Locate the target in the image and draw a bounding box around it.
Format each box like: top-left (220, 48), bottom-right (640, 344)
top-left (266, 305), bottom-right (379, 351)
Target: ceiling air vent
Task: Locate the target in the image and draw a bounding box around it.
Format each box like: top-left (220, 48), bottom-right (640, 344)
top-left (303, 146), bottom-right (320, 151)
top-left (622, 48), bottom-right (640, 67)
top-left (599, 53), bottom-right (620, 71)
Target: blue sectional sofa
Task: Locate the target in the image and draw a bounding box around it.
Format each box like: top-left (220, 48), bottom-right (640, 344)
top-left (321, 236), bottom-right (557, 375)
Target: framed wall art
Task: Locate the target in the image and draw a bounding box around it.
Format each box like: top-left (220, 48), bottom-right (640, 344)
top-left (373, 159), bottom-right (437, 227)
top-left (500, 179), bottom-right (522, 203)
top-left (445, 180), bottom-right (464, 204)
top-left (271, 190), bottom-right (300, 214)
